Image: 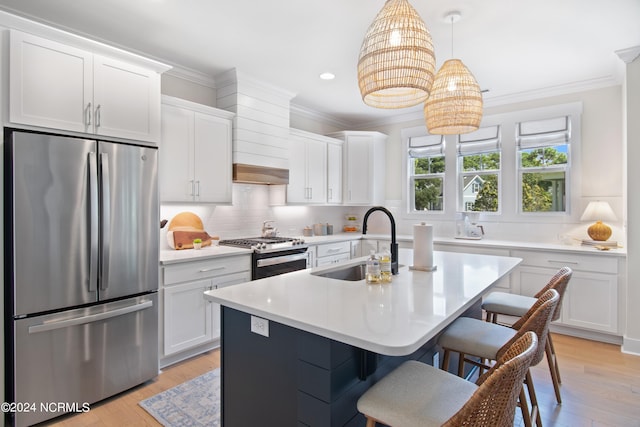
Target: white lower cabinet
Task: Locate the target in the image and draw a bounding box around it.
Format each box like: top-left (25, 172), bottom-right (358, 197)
top-left (314, 240), bottom-right (353, 267)
top-left (161, 255), bottom-right (251, 367)
top-left (510, 250), bottom-right (620, 335)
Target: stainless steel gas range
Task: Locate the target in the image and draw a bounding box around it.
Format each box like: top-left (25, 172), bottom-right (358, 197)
top-left (218, 236), bottom-right (308, 280)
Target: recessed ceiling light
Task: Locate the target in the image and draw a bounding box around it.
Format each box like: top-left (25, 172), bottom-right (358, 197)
top-left (319, 72), bottom-right (335, 80)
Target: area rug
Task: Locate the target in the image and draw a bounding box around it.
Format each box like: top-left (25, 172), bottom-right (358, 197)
top-left (139, 369), bottom-right (220, 426)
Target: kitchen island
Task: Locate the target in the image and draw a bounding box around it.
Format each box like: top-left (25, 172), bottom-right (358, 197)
top-left (204, 249), bottom-right (521, 426)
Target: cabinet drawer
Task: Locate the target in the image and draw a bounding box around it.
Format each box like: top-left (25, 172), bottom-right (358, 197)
top-left (164, 255), bottom-right (251, 285)
top-left (316, 241), bottom-right (351, 258)
top-left (511, 250), bottom-right (618, 274)
top-left (316, 253), bottom-right (351, 267)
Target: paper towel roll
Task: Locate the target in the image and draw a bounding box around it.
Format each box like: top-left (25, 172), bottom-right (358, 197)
top-left (412, 222), bottom-right (435, 271)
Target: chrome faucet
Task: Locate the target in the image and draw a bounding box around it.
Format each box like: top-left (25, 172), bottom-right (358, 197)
top-left (362, 206), bottom-right (398, 275)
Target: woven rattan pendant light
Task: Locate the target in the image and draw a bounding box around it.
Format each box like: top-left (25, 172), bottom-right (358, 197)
top-left (425, 12), bottom-right (483, 135)
top-left (357, 0), bottom-right (436, 109)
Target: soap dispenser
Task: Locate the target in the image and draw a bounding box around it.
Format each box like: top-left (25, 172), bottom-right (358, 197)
top-left (366, 250), bottom-right (381, 284)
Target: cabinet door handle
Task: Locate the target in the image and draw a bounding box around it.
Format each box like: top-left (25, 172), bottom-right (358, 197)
top-left (85, 102), bottom-right (92, 126)
top-left (189, 180), bottom-right (195, 197)
top-left (547, 260), bottom-right (579, 265)
top-left (327, 247), bottom-right (342, 253)
top-left (328, 188), bottom-right (332, 200)
top-left (95, 104), bottom-right (101, 128)
top-left (195, 180), bottom-right (201, 197)
top-left (199, 266), bottom-right (225, 273)
top-left (309, 187), bottom-right (312, 199)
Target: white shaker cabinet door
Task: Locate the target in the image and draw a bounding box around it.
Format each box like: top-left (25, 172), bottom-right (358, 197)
top-left (327, 141), bottom-right (343, 204)
top-left (344, 135), bottom-right (373, 205)
top-left (193, 112), bottom-right (233, 203)
top-left (306, 137), bottom-right (327, 203)
top-left (93, 54), bottom-right (161, 143)
top-left (10, 30), bottom-right (92, 133)
top-left (163, 279), bottom-right (214, 356)
top-left (562, 270), bottom-right (618, 334)
top-left (286, 136), bottom-right (308, 202)
top-left (160, 104), bottom-right (194, 202)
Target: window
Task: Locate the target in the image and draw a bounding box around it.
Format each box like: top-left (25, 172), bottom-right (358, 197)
top-left (457, 125), bottom-right (501, 212)
top-left (408, 134), bottom-right (445, 212)
top-left (517, 116), bottom-right (570, 213)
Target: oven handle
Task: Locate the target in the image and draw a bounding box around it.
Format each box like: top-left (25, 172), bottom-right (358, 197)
top-left (256, 252), bottom-right (308, 268)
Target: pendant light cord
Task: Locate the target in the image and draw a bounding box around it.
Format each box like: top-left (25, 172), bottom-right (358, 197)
top-left (450, 15), bottom-right (454, 58)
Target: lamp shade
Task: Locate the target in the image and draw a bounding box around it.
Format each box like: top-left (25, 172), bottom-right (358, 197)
top-left (580, 201), bottom-right (617, 222)
top-left (357, 0), bottom-right (436, 109)
top-left (424, 59), bottom-right (483, 135)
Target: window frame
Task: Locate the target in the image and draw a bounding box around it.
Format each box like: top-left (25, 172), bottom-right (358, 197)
top-left (401, 102), bottom-right (583, 224)
top-left (406, 133), bottom-right (446, 213)
top-left (516, 116), bottom-right (573, 215)
top-left (456, 125), bottom-right (502, 214)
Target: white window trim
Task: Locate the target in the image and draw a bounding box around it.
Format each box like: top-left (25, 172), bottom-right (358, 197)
top-left (401, 102), bottom-right (583, 224)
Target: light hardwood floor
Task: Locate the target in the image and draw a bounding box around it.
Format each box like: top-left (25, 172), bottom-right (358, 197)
top-left (41, 333), bottom-right (640, 426)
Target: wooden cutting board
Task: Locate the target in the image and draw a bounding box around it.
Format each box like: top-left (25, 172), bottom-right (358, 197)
top-left (166, 212), bottom-right (219, 249)
top-left (168, 212), bottom-right (205, 232)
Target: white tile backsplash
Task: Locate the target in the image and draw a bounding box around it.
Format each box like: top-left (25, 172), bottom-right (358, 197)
top-left (161, 188), bottom-right (624, 250)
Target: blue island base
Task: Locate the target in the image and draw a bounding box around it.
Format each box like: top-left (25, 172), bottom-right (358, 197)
top-left (220, 304), bottom-right (480, 426)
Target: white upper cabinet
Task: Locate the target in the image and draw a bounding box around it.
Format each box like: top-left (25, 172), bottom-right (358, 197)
top-left (9, 30), bottom-right (163, 143)
top-left (328, 131), bottom-right (387, 206)
top-left (327, 140), bottom-right (343, 204)
top-left (287, 129), bottom-right (332, 204)
top-left (160, 96), bottom-right (234, 203)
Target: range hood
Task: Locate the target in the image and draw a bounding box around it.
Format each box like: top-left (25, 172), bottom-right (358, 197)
top-left (232, 163), bottom-right (289, 185)
top-left (216, 69), bottom-right (295, 185)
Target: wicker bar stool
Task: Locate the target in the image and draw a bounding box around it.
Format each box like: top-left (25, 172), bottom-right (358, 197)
top-left (482, 266), bottom-right (572, 404)
top-left (438, 289), bottom-right (559, 427)
top-left (357, 332), bottom-right (538, 427)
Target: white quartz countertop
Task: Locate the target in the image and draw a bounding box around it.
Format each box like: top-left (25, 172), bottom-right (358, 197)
top-left (160, 245), bottom-right (251, 265)
top-left (204, 249), bottom-right (522, 356)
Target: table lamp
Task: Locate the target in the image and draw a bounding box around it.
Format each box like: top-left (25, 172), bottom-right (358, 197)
top-left (580, 201), bottom-right (617, 241)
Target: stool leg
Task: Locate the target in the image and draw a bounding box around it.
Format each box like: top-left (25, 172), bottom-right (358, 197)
top-left (457, 353), bottom-right (466, 377)
top-left (442, 349), bottom-right (451, 371)
top-left (546, 337), bottom-right (562, 404)
top-left (365, 417), bottom-right (376, 427)
top-left (519, 385), bottom-right (533, 427)
top-left (524, 369), bottom-right (543, 427)
top-left (548, 334), bottom-right (562, 384)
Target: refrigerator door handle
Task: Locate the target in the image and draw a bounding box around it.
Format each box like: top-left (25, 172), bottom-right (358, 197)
top-left (88, 152), bottom-right (99, 293)
top-left (100, 152), bottom-right (111, 290)
top-left (27, 300), bottom-right (153, 334)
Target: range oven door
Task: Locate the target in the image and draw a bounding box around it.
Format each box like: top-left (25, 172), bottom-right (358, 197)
top-left (252, 249), bottom-right (309, 280)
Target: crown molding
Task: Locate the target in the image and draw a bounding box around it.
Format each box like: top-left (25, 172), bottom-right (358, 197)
top-left (352, 74), bottom-right (621, 128)
top-left (165, 67), bottom-right (216, 88)
top-left (616, 46), bottom-right (640, 64)
top-left (289, 103), bottom-right (351, 130)
top-left (215, 68), bottom-right (297, 102)
top-left (482, 75), bottom-right (620, 109)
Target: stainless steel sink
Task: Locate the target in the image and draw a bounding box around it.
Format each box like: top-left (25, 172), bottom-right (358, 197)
top-left (312, 262), bottom-right (367, 281)
top-left (311, 262), bottom-right (404, 281)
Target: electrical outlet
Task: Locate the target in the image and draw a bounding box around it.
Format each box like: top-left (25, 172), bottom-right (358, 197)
top-left (433, 352), bottom-right (440, 368)
top-left (250, 315), bottom-right (269, 337)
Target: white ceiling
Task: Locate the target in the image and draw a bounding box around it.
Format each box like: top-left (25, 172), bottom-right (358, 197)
top-left (0, 0), bottom-right (638, 127)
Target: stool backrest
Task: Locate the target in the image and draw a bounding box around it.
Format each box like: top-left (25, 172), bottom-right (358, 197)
top-left (499, 288), bottom-right (559, 365)
top-left (443, 331), bottom-right (538, 427)
top-left (534, 266), bottom-right (572, 321)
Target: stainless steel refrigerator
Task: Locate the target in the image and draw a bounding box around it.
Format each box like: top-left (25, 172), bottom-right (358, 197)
top-left (4, 131), bottom-right (159, 427)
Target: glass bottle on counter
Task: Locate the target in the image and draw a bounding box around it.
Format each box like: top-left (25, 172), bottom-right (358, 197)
top-left (366, 250), bottom-right (381, 284)
top-left (380, 247), bottom-right (392, 283)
